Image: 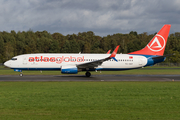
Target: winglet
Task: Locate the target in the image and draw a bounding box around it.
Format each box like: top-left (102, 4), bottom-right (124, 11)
top-left (107, 50), bottom-right (111, 54)
top-left (109, 45), bottom-right (120, 58)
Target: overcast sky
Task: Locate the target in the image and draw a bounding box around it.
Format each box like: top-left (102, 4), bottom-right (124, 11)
top-left (0, 0), bottom-right (180, 36)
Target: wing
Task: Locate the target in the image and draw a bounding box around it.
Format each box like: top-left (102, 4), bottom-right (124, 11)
top-left (77, 45), bottom-right (120, 69)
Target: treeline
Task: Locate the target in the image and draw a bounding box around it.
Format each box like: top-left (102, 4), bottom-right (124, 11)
top-left (0, 30), bottom-right (180, 63)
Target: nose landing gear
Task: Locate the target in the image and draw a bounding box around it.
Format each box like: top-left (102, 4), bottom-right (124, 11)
top-left (14, 69), bottom-right (23, 77)
top-left (19, 73), bottom-right (23, 77)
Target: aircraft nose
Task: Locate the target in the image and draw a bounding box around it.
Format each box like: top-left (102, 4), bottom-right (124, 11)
top-left (4, 61), bottom-right (11, 68)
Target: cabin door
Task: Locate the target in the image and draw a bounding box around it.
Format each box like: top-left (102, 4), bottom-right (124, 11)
top-left (138, 57), bottom-right (143, 65)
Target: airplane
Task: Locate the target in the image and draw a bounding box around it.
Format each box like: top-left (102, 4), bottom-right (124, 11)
top-left (4, 24), bottom-right (171, 77)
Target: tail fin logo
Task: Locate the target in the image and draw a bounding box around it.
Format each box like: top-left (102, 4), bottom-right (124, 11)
top-left (147, 34), bottom-right (165, 52)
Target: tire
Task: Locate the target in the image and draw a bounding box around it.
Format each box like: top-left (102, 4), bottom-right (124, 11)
top-left (19, 73), bottom-right (23, 77)
top-left (85, 71), bottom-right (91, 77)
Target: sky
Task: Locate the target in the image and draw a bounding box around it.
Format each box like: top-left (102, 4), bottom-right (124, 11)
top-left (0, 0), bottom-right (180, 36)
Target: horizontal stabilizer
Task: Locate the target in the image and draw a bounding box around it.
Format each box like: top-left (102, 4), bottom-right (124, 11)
top-left (152, 54), bottom-right (173, 60)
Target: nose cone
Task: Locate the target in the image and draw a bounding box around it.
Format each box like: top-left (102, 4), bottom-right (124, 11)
top-left (4, 61), bottom-right (11, 68)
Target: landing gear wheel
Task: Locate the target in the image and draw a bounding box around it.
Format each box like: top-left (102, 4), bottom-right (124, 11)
top-left (19, 73), bottom-right (23, 77)
top-left (85, 71), bottom-right (91, 77)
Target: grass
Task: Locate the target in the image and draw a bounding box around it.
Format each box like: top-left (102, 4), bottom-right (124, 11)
top-left (1, 66), bottom-right (180, 119)
top-left (1, 65), bottom-right (180, 75)
top-left (0, 82), bottom-right (180, 120)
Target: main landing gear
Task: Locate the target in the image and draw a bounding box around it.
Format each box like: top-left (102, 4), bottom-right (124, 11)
top-left (85, 71), bottom-right (91, 77)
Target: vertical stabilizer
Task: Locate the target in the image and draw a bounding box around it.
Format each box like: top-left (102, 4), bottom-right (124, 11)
top-left (129, 24), bottom-right (171, 56)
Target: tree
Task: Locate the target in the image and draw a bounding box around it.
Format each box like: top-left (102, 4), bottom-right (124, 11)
top-left (168, 50), bottom-right (180, 63)
top-left (83, 41), bottom-right (91, 53)
top-left (61, 40), bottom-right (71, 53)
top-left (0, 36), bottom-right (4, 62)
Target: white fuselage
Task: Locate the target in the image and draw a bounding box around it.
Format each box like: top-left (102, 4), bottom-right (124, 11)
top-left (4, 53), bottom-right (148, 71)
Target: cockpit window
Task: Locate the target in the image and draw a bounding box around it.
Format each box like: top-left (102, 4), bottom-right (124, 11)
top-left (11, 58), bottom-right (17, 60)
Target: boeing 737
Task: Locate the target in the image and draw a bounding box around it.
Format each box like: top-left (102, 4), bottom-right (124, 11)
top-left (4, 24), bottom-right (171, 77)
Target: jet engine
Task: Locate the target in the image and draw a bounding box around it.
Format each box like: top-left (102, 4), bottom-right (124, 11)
top-left (61, 65), bottom-right (78, 74)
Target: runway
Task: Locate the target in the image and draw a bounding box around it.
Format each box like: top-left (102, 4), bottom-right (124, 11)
top-left (0, 74), bottom-right (180, 81)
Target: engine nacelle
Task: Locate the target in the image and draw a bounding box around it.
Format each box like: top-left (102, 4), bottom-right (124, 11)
top-left (61, 65), bottom-right (78, 74)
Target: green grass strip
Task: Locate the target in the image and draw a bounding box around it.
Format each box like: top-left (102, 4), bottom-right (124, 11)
top-left (0, 82), bottom-right (179, 120)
